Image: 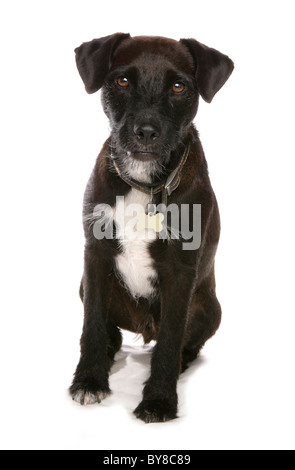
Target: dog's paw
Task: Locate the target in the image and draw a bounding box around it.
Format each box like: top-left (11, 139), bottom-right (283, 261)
top-left (134, 398), bottom-right (177, 423)
top-left (71, 388), bottom-right (110, 405)
top-left (70, 378), bottom-right (111, 406)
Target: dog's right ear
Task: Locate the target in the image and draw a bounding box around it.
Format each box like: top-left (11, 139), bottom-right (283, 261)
top-left (75, 33), bottom-right (130, 94)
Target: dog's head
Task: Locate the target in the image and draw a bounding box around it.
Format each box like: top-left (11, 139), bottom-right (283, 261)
top-left (75, 33), bottom-right (234, 173)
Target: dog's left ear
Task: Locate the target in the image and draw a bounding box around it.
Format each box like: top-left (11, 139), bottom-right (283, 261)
top-left (75, 33), bottom-right (130, 93)
top-left (180, 38), bottom-right (234, 103)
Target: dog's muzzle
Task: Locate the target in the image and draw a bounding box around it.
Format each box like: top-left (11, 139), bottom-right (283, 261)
top-left (133, 122), bottom-right (161, 146)
top-left (130, 117), bottom-right (162, 161)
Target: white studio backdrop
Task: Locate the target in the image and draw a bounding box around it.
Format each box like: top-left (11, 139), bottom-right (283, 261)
top-left (0, 0), bottom-right (294, 450)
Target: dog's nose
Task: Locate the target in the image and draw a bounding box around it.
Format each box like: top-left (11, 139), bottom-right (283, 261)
top-left (133, 123), bottom-right (161, 145)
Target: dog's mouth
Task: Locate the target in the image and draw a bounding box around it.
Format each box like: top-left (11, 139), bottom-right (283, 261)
top-left (127, 151), bottom-right (159, 162)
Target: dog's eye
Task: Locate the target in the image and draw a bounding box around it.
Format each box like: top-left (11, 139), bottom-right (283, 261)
top-left (172, 82), bottom-right (185, 93)
top-left (117, 77), bottom-right (129, 88)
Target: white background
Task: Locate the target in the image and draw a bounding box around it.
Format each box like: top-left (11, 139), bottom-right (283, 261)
top-left (0, 0), bottom-right (294, 451)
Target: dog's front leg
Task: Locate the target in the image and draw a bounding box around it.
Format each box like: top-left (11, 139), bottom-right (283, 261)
top-left (134, 271), bottom-right (195, 423)
top-left (70, 248), bottom-right (111, 405)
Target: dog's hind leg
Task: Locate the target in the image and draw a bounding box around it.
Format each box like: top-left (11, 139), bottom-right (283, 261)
top-left (79, 278), bottom-right (84, 301)
top-left (106, 323), bottom-right (122, 365)
top-left (181, 279), bottom-right (222, 372)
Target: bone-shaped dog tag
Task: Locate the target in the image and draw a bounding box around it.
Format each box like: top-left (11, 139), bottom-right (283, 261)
top-left (136, 212), bottom-right (164, 233)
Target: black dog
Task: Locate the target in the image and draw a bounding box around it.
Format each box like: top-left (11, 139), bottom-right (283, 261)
top-left (70, 33), bottom-right (234, 422)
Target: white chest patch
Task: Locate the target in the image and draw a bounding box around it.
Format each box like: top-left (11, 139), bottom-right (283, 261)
top-left (113, 189), bottom-right (158, 300)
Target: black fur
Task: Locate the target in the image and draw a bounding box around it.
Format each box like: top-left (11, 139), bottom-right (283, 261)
top-left (70, 34), bottom-right (234, 422)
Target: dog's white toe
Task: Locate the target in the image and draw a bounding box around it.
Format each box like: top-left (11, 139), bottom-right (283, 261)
top-left (72, 390), bottom-right (109, 405)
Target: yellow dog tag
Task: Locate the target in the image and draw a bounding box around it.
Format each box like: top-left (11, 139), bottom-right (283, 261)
top-left (136, 212), bottom-right (164, 233)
